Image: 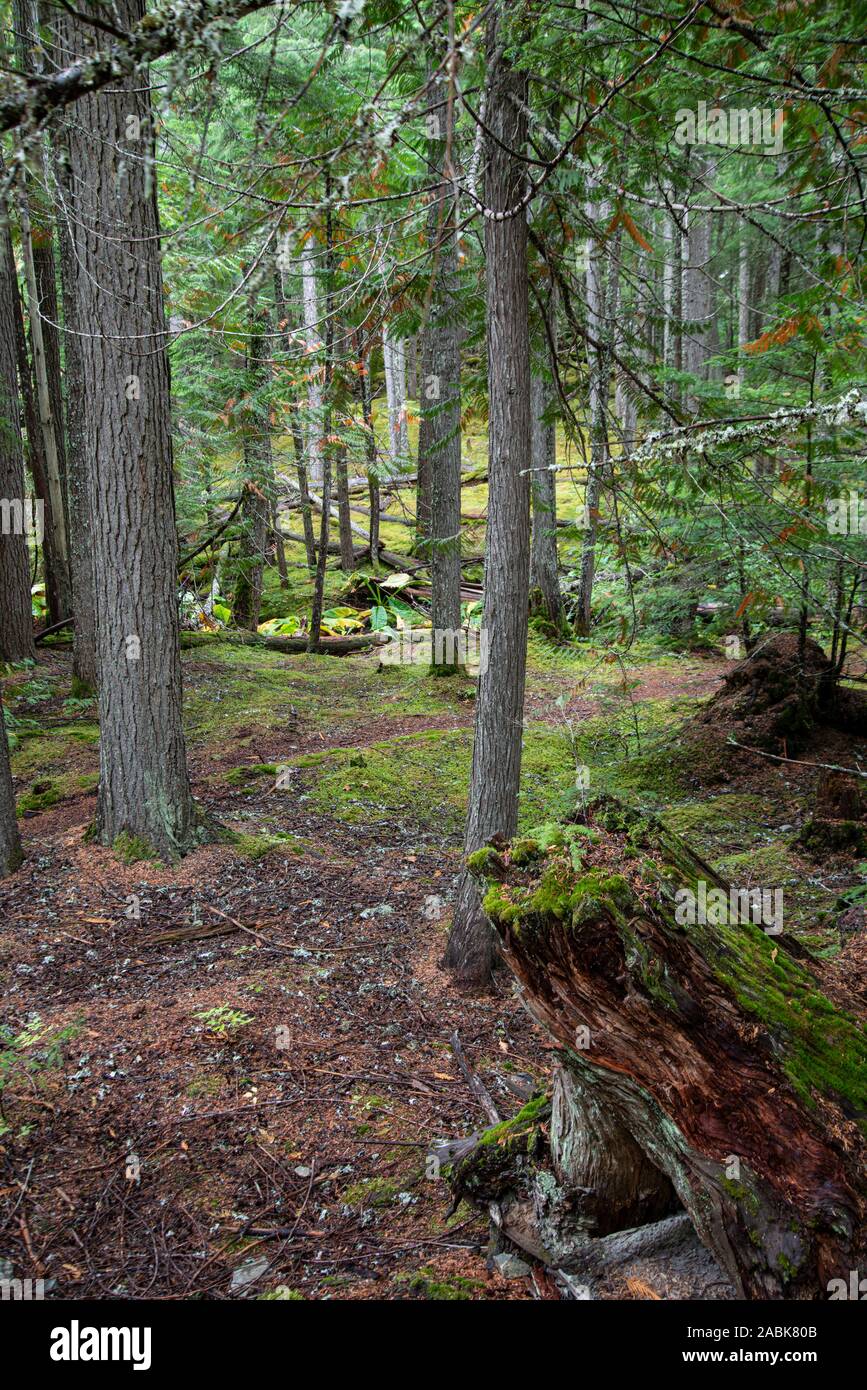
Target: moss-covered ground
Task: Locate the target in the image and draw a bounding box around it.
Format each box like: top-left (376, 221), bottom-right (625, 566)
top-left (2, 528), bottom-right (865, 1302)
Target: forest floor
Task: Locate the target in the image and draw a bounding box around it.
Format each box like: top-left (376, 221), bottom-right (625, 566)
top-left (2, 632), bottom-right (865, 1300)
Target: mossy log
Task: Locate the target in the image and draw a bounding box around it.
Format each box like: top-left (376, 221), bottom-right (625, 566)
top-left (465, 800), bottom-right (867, 1299)
top-left (180, 630), bottom-right (385, 656)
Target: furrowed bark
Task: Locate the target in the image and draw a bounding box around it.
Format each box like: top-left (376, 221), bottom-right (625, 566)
top-left (422, 61), bottom-right (463, 668)
top-left (335, 442), bottom-right (355, 571)
top-left (359, 346), bottom-right (380, 569)
top-left (233, 303), bottom-right (272, 631)
top-left (529, 289), bottom-right (563, 631)
top-left (16, 183), bottom-right (71, 621)
top-left (53, 113), bottom-right (97, 688)
top-left (12, 0), bottom-right (72, 623)
top-left (0, 210), bottom-right (36, 663)
top-left (307, 190), bottom-right (336, 653)
top-left (0, 687), bottom-right (22, 877)
top-left (8, 222), bottom-right (65, 630)
top-left (575, 191), bottom-right (620, 638)
top-left (445, 7), bottom-right (531, 987)
top-left (55, 0), bottom-right (198, 859)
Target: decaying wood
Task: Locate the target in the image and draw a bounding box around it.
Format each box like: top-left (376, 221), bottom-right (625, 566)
top-left (457, 798), bottom-right (867, 1299)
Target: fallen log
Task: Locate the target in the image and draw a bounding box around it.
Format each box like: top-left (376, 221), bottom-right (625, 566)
top-left (461, 799), bottom-right (867, 1299)
top-left (342, 466), bottom-right (489, 496)
top-left (180, 630), bottom-right (385, 656)
top-left (279, 529), bottom-right (370, 561)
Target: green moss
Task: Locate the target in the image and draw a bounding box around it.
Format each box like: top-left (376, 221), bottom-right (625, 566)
top-left (720, 1176), bottom-right (760, 1214)
top-left (396, 1267), bottom-right (483, 1300)
top-left (224, 763), bottom-right (278, 787)
top-left (663, 794), bottom-right (772, 850)
top-left (450, 1093), bottom-right (551, 1203)
top-left (68, 723), bottom-right (100, 745)
top-left (258, 1286), bottom-right (305, 1300)
top-left (509, 837), bottom-right (543, 866)
top-left (341, 1175), bottom-right (398, 1208)
top-left (227, 830), bottom-right (304, 861)
top-left (476, 1092), bottom-right (550, 1151)
top-left (293, 724), bottom-right (578, 834)
top-left (182, 633), bottom-right (461, 746)
top-left (113, 832), bottom-right (162, 865)
top-left (716, 841), bottom-right (833, 938)
top-left (479, 856), bottom-right (633, 938)
top-left (295, 728), bottom-right (471, 832)
top-left (17, 780), bottom-right (62, 814)
top-left (702, 913), bottom-right (867, 1122)
top-left (466, 846), bottom-right (500, 875)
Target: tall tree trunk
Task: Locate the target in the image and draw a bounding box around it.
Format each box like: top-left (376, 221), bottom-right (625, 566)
top-left (8, 223), bottom-right (64, 630)
top-left (0, 687), bottom-right (22, 877)
top-left (53, 150), bottom-right (96, 688)
top-left (308, 192), bottom-right (336, 653)
top-left (574, 196), bottom-right (619, 637)
top-left (272, 500), bottom-right (288, 589)
top-left (33, 240), bottom-right (67, 518)
top-left (273, 262), bottom-right (315, 570)
top-left (422, 62), bottom-right (463, 668)
top-left (681, 161), bottom-right (716, 405)
top-left (300, 243), bottom-right (324, 485)
top-left (233, 303), bottom-right (272, 630)
top-left (335, 442), bottom-right (355, 571)
top-left (615, 245), bottom-right (645, 449)
top-left (15, 180), bottom-right (71, 620)
top-left (359, 345), bottom-right (380, 567)
top-left (764, 163), bottom-right (785, 314)
top-left (737, 229), bottom-right (750, 390)
top-left (406, 332), bottom-right (418, 400)
top-left (529, 288), bottom-right (562, 630)
top-left (383, 323), bottom-right (408, 464)
top-left (12, 0), bottom-right (71, 621)
top-left (32, 236), bottom-right (71, 624)
top-left (445, 11), bottom-right (531, 987)
top-left (56, 0), bottom-right (197, 860)
top-left (662, 186), bottom-right (682, 406)
top-left (0, 212), bottom-right (36, 663)
top-left (662, 193), bottom-right (675, 393)
top-left (414, 326), bottom-right (433, 547)
top-left (308, 460), bottom-right (331, 650)
top-left (290, 405), bottom-right (316, 569)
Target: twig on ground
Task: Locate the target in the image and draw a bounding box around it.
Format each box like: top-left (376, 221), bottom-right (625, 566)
top-left (449, 1030), bottom-right (501, 1125)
